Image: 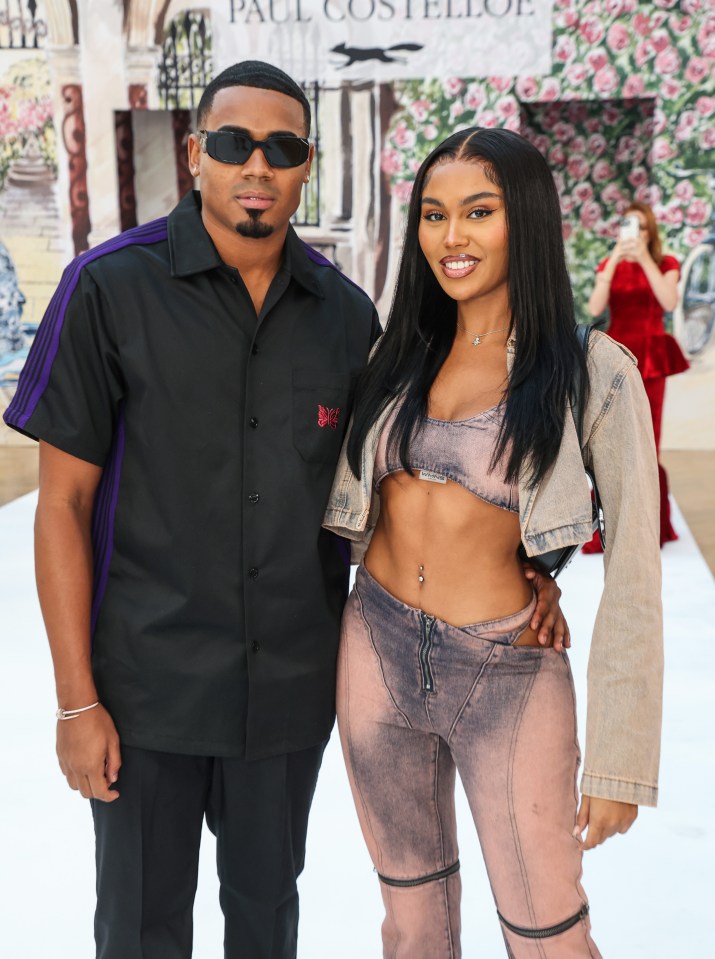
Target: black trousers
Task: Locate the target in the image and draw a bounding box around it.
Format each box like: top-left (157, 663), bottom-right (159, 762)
top-left (90, 742), bottom-right (327, 959)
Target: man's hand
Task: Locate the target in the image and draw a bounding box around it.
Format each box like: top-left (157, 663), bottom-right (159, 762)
top-left (573, 795), bottom-right (638, 850)
top-left (57, 704), bottom-right (121, 802)
top-left (522, 565), bottom-right (570, 651)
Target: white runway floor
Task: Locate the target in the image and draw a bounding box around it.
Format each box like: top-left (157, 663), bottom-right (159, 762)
top-left (1, 489), bottom-right (714, 957)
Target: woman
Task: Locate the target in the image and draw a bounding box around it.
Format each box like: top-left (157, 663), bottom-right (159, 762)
top-left (324, 129), bottom-right (663, 958)
top-left (585, 200), bottom-right (689, 549)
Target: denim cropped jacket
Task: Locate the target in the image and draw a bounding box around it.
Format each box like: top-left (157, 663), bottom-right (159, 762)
top-left (323, 330), bottom-right (663, 807)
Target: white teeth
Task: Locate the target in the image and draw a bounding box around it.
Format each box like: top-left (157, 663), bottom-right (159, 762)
top-left (444, 259), bottom-right (476, 270)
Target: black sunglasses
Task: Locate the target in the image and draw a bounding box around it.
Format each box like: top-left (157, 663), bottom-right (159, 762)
top-left (197, 130), bottom-right (310, 168)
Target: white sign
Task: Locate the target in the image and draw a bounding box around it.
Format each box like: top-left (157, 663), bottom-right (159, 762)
top-left (211, 0), bottom-right (553, 82)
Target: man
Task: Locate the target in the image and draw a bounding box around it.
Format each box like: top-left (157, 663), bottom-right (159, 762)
top-left (4, 61), bottom-right (565, 958)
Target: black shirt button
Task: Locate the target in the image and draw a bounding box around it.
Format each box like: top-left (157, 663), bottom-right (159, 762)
top-left (248, 567), bottom-right (259, 579)
top-left (248, 492), bottom-right (259, 504)
top-left (252, 641), bottom-right (260, 653)
top-left (249, 417), bottom-right (259, 429)
top-left (251, 343), bottom-right (259, 355)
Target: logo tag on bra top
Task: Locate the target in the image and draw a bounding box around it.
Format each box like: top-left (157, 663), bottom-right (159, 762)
top-left (419, 470), bottom-right (447, 484)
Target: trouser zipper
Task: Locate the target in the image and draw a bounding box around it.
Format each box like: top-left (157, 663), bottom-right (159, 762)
top-left (419, 613), bottom-right (435, 692)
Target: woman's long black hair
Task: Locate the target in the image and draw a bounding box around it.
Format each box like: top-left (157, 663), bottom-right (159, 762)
top-left (347, 127), bottom-right (588, 487)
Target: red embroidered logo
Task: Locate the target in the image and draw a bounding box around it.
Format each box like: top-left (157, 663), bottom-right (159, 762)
top-left (318, 405), bottom-right (340, 429)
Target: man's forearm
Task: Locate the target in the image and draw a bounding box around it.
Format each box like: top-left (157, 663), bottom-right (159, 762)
top-left (35, 495), bottom-right (97, 706)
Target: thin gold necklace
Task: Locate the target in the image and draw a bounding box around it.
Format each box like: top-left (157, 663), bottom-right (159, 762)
top-left (456, 322), bottom-right (509, 346)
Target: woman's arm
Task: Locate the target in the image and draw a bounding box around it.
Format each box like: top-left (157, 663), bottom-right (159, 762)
top-left (581, 347), bottom-right (663, 809)
top-left (587, 243), bottom-right (625, 317)
top-left (629, 236), bottom-right (679, 311)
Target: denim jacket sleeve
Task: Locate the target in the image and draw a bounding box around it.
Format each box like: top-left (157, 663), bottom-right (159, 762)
top-left (580, 334), bottom-right (663, 807)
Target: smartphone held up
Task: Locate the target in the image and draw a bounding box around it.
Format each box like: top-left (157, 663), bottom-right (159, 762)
top-left (619, 214), bottom-right (640, 242)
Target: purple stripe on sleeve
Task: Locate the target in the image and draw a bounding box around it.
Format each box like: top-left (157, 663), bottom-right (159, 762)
top-left (5, 221), bottom-right (168, 431)
top-left (301, 241), bottom-right (370, 299)
top-left (90, 407), bottom-right (126, 636)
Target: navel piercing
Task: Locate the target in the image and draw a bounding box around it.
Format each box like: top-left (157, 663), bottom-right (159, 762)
top-left (418, 564), bottom-right (425, 584)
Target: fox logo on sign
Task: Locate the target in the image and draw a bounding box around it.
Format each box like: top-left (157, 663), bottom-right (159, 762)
top-left (317, 405), bottom-right (340, 429)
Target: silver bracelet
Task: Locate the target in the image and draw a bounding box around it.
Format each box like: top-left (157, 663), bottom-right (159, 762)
top-left (56, 701), bottom-right (100, 721)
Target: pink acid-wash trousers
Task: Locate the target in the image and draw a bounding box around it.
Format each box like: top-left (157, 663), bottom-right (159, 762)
top-left (337, 565), bottom-right (601, 959)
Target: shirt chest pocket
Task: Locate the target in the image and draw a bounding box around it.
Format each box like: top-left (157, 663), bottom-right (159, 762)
top-left (293, 368), bottom-right (352, 463)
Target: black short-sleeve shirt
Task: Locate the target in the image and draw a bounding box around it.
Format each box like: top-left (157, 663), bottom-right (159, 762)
top-left (4, 191), bottom-right (381, 759)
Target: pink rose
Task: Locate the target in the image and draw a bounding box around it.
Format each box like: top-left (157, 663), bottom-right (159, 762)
top-left (602, 183), bottom-right (625, 205)
top-left (653, 0), bottom-right (677, 8)
top-left (634, 41), bottom-right (653, 68)
top-left (633, 13), bottom-right (651, 36)
top-left (546, 140), bottom-right (565, 164)
top-left (685, 228), bottom-right (708, 246)
top-left (553, 172), bottom-right (566, 195)
top-left (580, 16), bottom-right (605, 44)
top-left (602, 104), bottom-right (622, 126)
top-left (566, 102), bottom-right (589, 125)
top-left (653, 107), bottom-right (667, 134)
top-left (423, 124), bottom-right (439, 141)
top-left (661, 203), bottom-right (684, 227)
top-left (381, 148), bottom-right (402, 175)
top-left (540, 78), bottom-right (561, 102)
top-left (392, 122), bottom-right (416, 149)
top-left (564, 63), bottom-right (588, 87)
top-left (701, 127), bottom-right (715, 149)
top-left (504, 115), bottom-right (522, 134)
top-left (476, 110), bottom-right (498, 129)
top-left (650, 137), bottom-right (677, 162)
top-left (515, 77), bottom-right (539, 100)
top-left (593, 160), bottom-right (615, 183)
top-left (560, 195), bottom-right (576, 214)
top-left (443, 77), bottom-right (464, 97)
top-left (650, 29), bottom-right (671, 53)
top-left (567, 154), bottom-right (589, 180)
top-left (465, 84), bottom-right (487, 110)
top-left (607, 22), bottom-right (630, 52)
top-left (532, 133), bottom-right (550, 154)
top-left (682, 0), bottom-right (702, 12)
top-left (393, 180), bottom-right (413, 205)
top-left (408, 158), bottom-right (422, 173)
top-left (659, 78), bottom-right (682, 100)
top-left (450, 100), bottom-right (465, 119)
top-left (669, 14), bottom-right (692, 34)
top-left (628, 167), bottom-right (648, 188)
top-left (623, 75), bottom-right (646, 98)
top-left (586, 49), bottom-right (609, 72)
top-left (580, 201), bottom-right (602, 230)
top-left (496, 96), bottom-right (518, 119)
top-left (587, 134), bottom-right (607, 157)
top-left (697, 18), bottom-right (715, 57)
top-left (593, 64), bottom-right (618, 94)
top-left (409, 100), bottom-right (434, 122)
top-left (571, 136), bottom-right (586, 153)
top-left (686, 199), bottom-right (710, 226)
top-left (696, 96), bottom-right (715, 117)
top-left (553, 121), bottom-right (576, 143)
top-left (675, 180), bottom-right (695, 202)
top-left (554, 34), bottom-right (576, 62)
top-left (562, 223), bottom-right (573, 241)
top-left (585, 118), bottom-right (602, 134)
top-left (555, 9), bottom-right (578, 29)
top-left (574, 182), bottom-right (594, 204)
top-left (655, 47), bottom-right (681, 75)
top-left (488, 76), bottom-right (513, 93)
top-left (605, 0), bottom-right (625, 13)
top-left (636, 184), bottom-right (661, 205)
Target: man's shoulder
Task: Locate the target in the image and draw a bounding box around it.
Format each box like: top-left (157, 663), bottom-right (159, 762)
top-left (77, 218), bottom-right (170, 284)
top-left (299, 240), bottom-right (375, 309)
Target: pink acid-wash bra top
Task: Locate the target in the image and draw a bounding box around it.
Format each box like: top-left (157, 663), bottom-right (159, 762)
top-left (374, 402), bottom-right (518, 513)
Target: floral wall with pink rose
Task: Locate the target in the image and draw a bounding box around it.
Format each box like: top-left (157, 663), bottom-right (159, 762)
top-left (382, 0), bottom-right (715, 321)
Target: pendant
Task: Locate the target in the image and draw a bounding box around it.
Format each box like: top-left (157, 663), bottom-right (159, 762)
top-left (472, 336), bottom-right (481, 346)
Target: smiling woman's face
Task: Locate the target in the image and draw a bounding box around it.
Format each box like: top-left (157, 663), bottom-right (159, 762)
top-left (418, 158), bottom-right (509, 312)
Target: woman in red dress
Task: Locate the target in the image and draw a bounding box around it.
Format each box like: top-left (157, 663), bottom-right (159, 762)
top-left (585, 200), bottom-right (689, 548)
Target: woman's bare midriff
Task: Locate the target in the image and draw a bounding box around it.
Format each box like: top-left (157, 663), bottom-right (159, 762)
top-left (364, 471), bottom-right (541, 646)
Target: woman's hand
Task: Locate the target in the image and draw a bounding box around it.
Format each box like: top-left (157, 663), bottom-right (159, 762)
top-left (522, 565), bottom-right (570, 651)
top-left (619, 233), bottom-right (650, 266)
top-left (573, 795), bottom-right (638, 850)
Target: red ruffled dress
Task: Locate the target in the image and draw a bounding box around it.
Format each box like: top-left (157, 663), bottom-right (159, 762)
top-left (583, 254), bottom-right (689, 551)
